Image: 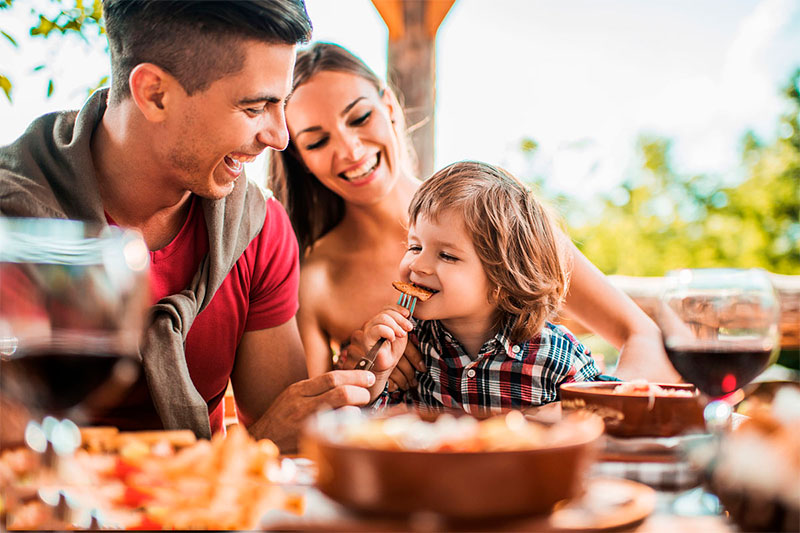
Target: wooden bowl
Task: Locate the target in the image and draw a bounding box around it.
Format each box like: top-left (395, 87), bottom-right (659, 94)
top-left (560, 382), bottom-right (705, 438)
top-left (302, 411), bottom-right (604, 519)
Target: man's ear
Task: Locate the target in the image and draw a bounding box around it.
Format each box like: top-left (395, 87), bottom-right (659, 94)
top-left (129, 63), bottom-right (179, 122)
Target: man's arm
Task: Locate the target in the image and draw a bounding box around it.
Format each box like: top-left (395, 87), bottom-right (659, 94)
top-left (230, 317), bottom-right (375, 452)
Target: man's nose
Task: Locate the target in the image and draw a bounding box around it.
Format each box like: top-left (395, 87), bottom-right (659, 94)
top-left (257, 107), bottom-right (290, 151)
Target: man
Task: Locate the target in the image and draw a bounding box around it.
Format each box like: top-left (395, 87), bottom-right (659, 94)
top-left (0, 0), bottom-right (374, 452)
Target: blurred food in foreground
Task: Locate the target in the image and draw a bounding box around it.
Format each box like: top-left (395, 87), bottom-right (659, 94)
top-left (0, 426), bottom-right (301, 530)
top-left (692, 386), bottom-right (800, 532)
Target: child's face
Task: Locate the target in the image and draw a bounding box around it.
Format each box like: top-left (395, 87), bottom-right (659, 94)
top-left (400, 210), bottom-right (495, 326)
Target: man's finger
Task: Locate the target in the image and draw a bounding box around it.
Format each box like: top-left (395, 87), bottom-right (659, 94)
top-left (298, 370), bottom-right (375, 397)
top-left (318, 384), bottom-right (372, 408)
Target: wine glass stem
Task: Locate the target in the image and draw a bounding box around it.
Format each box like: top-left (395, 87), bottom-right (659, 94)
top-left (704, 399), bottom-right (733, 434)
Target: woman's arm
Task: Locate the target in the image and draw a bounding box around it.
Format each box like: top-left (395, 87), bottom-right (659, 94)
top-left (297, 265), bottom-right (334, 377)
top-left (562, 239), bottom-right (681, 382)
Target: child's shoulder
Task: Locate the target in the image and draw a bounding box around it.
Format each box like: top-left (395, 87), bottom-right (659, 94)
top-left (538, 321), bottom-right (584, 347)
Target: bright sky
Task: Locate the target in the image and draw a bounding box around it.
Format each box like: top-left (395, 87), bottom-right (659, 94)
top-left (1, 0), bottom-right (799, 201)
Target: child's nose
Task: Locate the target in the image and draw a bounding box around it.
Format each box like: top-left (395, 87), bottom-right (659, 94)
top-left (409, 253), bottom-right (433, 275)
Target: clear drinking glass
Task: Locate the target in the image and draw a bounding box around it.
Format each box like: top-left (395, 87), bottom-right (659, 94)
top-left (656, 268), bottom-right (780, 427)
top-left (0, 218), bottom-right (150, 527)
top-left (0, 218), bottom-right (150, 426)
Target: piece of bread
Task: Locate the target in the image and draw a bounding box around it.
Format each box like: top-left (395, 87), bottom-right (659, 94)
top-left (392, 281), bottom-right (434, 301)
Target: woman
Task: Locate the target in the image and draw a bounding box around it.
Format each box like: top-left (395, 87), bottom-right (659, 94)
top-left (269, 42), bottom-right (679, 386)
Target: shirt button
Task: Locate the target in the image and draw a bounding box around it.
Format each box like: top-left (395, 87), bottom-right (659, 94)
top-left (512, 345), bottom-right (521, 354)
top-left (467, 369), bottom-right (476, 378)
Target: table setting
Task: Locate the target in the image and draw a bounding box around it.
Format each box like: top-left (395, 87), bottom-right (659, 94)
top-left (0, 217), bottom-right (797, 532)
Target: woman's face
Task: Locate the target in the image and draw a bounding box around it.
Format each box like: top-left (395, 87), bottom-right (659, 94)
top-left (285, 70), bottom-right (403, 205)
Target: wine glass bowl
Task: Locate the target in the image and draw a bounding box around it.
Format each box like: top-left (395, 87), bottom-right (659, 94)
top-left (657, 268), bottom-right (780, 406)
top-left (0, 218), bottom-right (150, 425)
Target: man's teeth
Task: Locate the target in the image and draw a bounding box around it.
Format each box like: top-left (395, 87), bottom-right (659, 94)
top-left (224, 154), bottom-right (256, 170)
top-left (342, 154), bottom-right (379, 180)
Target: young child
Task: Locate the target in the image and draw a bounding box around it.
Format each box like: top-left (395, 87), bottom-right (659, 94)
top-left (356, 161), bottom-right (604, 414)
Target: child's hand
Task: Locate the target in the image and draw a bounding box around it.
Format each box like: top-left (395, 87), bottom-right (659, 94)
top-left (348, 304), bottom-right (413, 400)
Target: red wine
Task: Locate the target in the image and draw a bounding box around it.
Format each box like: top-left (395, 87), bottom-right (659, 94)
top-left (664, 344), bottom-right (772, 398)
top-left (0, 349), bottom-right (141, 419)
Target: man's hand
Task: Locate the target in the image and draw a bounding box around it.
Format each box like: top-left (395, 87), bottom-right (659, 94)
top-left (246, 370), bottom-right (375, 453)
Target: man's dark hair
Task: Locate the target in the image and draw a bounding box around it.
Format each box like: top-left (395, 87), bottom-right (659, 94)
top-left (102, 0), bottom-right (312, 103)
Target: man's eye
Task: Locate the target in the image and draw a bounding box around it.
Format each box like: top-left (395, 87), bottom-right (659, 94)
top-left (349, 111), bottom-right (371, 126)
top-left (246, 106), bottom-right (266, 116)
top-left (305, 137), bottom-right (328, 150)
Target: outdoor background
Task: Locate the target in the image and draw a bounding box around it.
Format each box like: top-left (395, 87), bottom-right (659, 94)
top-left (1, 0), bottom-right (798, 279)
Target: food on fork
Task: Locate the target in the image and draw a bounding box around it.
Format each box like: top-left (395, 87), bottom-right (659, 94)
top-left (392, 280), bottom-right (434, 301)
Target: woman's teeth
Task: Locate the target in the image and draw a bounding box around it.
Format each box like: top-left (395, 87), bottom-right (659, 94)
top-left (341, 154), bottom-right (379, 180)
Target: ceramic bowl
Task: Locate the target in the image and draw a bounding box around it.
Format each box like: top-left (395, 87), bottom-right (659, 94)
top-left (559, 382), bottom-right (705, 437)
top-left (302, 410), bottom-right (604, 519)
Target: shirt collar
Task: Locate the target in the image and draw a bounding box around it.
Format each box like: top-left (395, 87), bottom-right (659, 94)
top-left (426, 315), bottom-right (525, 361)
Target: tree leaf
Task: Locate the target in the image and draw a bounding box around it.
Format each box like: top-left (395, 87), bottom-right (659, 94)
top-left (0, 74), bottom-right (12, 102)
top-left (1, 30), bottom-right (17, 47)
top-left (46, 79), bottom-right (54, 97)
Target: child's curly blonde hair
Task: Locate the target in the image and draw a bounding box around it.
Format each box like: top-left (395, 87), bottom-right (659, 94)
top-left (408, 161), bottom-right (571, 343)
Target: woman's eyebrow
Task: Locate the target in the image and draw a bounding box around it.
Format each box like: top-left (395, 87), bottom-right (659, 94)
top-left (341, 96), bottom-right (366, 116)
top-left (295, 96), bottom-right (369, 137)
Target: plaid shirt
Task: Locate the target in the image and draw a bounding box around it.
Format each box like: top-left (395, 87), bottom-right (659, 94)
top-left (375, 318), bottom-right (601, 414)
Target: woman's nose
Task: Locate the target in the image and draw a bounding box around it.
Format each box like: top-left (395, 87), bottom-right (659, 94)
top-left (335, 132), bottom-right (364, 161)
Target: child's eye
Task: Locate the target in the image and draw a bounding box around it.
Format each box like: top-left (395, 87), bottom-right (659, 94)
top-left (305, 137), bottom-right (329, 150)
top-left (349, 111), bottom-right (371, 126)
top-left (440, 252), bottom-right (459, 262)
top-left (407, 244), bottom-right (422, 253)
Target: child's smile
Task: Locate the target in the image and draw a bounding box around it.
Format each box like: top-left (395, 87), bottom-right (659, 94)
top-left (399, 210), bottom-right (497, 346)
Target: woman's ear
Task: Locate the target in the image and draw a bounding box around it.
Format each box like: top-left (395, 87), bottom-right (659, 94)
top-left (381, 86), bottom-right (402, 127)
top-left (128, 63), bottom-right (179, 122)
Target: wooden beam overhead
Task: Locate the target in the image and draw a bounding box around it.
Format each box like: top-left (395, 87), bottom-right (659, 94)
top-left (371, 0), bottom-right (405, 40)
top-left (425, 0), bottom-right (456, 38)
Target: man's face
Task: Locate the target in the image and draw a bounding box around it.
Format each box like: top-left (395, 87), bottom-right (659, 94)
top-left (161, 40), bottom-right (296, 200)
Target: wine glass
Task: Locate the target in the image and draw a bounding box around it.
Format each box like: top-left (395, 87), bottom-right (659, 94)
top-left (656, 268), bottom-right (780, 429)
top-left (0, 218), bottom-right (149, 526)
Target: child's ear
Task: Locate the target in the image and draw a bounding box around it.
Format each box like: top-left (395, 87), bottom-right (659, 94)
top-left (128, 63), bottom-right (180, 123)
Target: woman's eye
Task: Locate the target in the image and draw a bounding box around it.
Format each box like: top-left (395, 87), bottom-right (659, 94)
top-left (349, 111), bottom-right (371, 126)
top-left (305, 137), bottom-right (329, 150)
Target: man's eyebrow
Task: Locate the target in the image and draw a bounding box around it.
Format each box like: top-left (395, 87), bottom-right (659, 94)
top-left (237, 93), bottom-right (284, 106)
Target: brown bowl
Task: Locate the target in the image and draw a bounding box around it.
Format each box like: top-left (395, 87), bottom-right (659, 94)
top-left (302, 412), bottom-right (604, 519)
top-left (560, 382), bottom-right (705, 438)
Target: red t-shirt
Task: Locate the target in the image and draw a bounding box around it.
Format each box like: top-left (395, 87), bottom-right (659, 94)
top-left (97, 195), bottom-right (299, 433)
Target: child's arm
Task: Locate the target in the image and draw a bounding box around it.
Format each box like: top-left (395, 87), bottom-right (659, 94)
top-left (348, 304), bottom-right (414, 402)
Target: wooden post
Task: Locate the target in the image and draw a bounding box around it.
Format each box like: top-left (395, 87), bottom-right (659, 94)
top-left (372, 0), bottom-right (456, 179)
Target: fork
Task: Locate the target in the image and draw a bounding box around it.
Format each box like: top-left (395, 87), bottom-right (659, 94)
top-left (354, 292), bottom-right (417, 371)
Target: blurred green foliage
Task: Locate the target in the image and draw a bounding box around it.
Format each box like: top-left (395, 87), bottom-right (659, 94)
top-left (525, 70), bottom-right (800, 276)
top-left (0, 0), bottom-right (105, 101)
